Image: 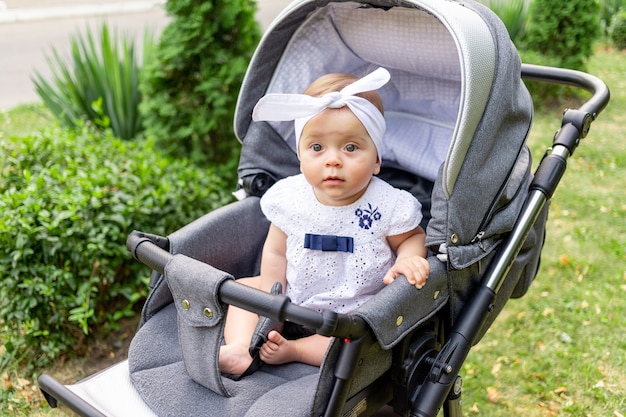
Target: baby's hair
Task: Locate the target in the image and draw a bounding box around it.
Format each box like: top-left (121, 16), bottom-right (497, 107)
top-left (303, 72), bottom-right (385, 115)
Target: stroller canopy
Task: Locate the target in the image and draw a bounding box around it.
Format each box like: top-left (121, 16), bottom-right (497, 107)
top-left (236, 0), bottom-right (530, 195)
top-left (235, 0), bottom-right (533, 281)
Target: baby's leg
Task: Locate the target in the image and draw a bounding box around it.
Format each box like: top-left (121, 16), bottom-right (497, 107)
top-left (219, 276), bottom-right (260, 375)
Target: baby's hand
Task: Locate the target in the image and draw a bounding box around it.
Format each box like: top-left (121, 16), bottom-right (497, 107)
top-left (383, 256), bottom-right (430, 288)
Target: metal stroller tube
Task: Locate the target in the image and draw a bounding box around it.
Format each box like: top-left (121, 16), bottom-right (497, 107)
top-left (410, 66), bottom-right (610, 417)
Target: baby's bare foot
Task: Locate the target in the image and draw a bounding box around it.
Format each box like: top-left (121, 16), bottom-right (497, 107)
top-left (259, 330), bottom-right (299, 365)
top-left (219, 343), bottom-right (253, 375)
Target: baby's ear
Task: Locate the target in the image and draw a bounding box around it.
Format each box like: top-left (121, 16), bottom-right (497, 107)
top-left (374, 156), bottom-right (381, 175)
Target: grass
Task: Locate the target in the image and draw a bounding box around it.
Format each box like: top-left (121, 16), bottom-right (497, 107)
top-left (1, 48), bottom-right (624, 416)
top-left (0, 104), bottom-right (54, 139)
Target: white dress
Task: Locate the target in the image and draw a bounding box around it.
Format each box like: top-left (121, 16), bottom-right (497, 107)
top-left (260, 174), bottom-right (422, 313)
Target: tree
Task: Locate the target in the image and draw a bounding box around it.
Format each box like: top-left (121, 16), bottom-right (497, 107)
top-left (140, 0), bottom-right (261, 165)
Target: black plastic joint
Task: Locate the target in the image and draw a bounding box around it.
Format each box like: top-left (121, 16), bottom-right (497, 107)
top-left (562, 108), bottom-right (593, 139)
top-left (530, 153), bottom-right (567, 199)
top-left (318, 309), bottom-right (340, 336)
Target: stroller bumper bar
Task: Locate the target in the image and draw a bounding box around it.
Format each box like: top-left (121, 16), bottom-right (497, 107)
top-left (126, 231), bottom-right (370, 340)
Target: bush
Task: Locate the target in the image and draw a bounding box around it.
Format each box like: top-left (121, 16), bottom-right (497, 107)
top-left (524, 0), bottom-right (601, 71)
top-left (32, 23), bottom-right (154, 140)
top-left (139, 0), bottom-right (261, 165)
top-left (519, 49), bottom-right (573, 108)
top-left (601, 0), bottom-right (626, 34)
top-left (0, 127), bottom-right (232, 368)
top-left (609, 8), bottom-right (626, 50)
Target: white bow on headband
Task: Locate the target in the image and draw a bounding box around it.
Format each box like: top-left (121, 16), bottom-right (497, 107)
top-left (252, 67), bottom-right (391, 161)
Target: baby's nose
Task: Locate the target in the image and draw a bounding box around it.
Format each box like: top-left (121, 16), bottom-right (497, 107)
top-left (325, 149), bottom-right (343, 166)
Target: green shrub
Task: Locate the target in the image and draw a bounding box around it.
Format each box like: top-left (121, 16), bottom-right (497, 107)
top-left (519, 49), bottom-right (574, 108)
top-left (524, 0), bottom-right (601, 71)
top-left (609, 8), bottom-right (626, 49)
top-left (0, 127), bottom-right (232, 368)
top-left (139, 0), bottom-right (261, 165)
top-left (32, 23), bottom-right (154, 140)
top-left (601, 0), bottom-right (626, 34)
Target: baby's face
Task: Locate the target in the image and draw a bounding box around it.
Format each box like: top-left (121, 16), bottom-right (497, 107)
top-left (298, 107), bottom-right (380, 206)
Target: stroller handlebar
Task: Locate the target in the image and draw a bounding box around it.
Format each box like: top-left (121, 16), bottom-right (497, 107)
top-left (126, 231), bottom-right (370, 340)
top-left (521, 63), bottom-right (610, 117)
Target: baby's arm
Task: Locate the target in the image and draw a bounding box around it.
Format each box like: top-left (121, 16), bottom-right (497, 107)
top-left (259, 223), bottom-right (288, 292)
top-left (384, 226), bottom-right (430, 287)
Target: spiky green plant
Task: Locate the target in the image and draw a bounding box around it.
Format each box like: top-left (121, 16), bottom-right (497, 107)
top-left (479, 0), bottom-right (530, 46)
top-left (32, 23), bottom-right (154, 140)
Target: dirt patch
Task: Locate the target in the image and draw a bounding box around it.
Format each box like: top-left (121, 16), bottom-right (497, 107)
top-left (47, 315), bottom-right (140, 384)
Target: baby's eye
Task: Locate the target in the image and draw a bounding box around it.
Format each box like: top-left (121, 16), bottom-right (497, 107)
top-left (311, 143), bottom-right (323, 152)
top-left (344, 144), bottom-right (358, 152)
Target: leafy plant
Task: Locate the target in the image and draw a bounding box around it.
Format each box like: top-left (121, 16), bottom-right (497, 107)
top-left (600, 0), bottom-right (626, 34)
top-left (139, 0), bottom-right (261, 165)
top-left (0, 126), bottom-right (232, 369)
top-left (524, 0), bottom-right (601, 72)
top-left (31, 23), bottom-right (154, 140)
top-left (609, 8), bottom-right (626, 50)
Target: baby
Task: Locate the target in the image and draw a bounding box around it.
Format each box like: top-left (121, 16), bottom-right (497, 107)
top-left (219, 67), bottom-right (429, 377)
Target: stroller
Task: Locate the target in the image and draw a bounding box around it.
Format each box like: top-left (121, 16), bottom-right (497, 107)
top-left (38, 0), bottom-right (610, 416)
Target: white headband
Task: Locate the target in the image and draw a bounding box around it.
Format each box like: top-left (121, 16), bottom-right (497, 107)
top-left (252, 67), bottom-right (390, 161)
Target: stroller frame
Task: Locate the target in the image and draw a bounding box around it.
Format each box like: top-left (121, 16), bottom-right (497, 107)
top-left (38, 0), bottom-right (610, 416)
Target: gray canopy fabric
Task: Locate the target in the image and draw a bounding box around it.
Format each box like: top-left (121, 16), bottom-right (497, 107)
top-left (128, 0), bottom-right (546, 415)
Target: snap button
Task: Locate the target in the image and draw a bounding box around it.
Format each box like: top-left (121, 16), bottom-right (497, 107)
top-left (203, 307), bottom-right (213, 319)
top-left (396, 316), bottom-right (404, 326)
top-left (450, 233), bottom-right (459, 244)
top-left (181, 299), bottom-right (190, 310)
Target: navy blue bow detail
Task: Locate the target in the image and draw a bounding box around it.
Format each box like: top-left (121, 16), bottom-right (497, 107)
top-left (304, 233), bottom-right (354, 253)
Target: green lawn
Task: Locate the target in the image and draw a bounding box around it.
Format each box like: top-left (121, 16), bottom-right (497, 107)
top-left (1, 48), bottom-right (624, 416)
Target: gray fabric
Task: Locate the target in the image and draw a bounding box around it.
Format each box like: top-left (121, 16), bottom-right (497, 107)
top-left (129, 303), bottom-right (323, 417)
top-left (165, 254), bottom-right (232, 396)
top-left (354, 259), bottom-right (448, 349)
top-left (168, 197), bottom-right (269, 278)
top-left (140, 197), bottom-right (269, 327)
top-left (445, 147), bottom-right (533, 270)
top-left (345, 334), bottom-right (392, 397)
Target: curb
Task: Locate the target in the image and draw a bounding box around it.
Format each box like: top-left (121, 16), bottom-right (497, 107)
top-left (0, 0), bottom-right (165, 23)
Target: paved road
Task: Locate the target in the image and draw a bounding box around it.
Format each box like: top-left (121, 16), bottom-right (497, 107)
top-left (0, 0), bottom-right (290, 110)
